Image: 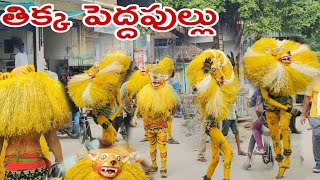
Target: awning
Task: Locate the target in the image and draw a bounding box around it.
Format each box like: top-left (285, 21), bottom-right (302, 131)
top-left (0, 2), bottom-right (35, 10)
top-left (94, 24), bottom-right (118, 34)
top-left (66, 10), bottom-right (84, 18)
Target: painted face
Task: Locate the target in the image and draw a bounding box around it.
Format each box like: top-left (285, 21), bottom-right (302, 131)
top-left (203, 57), bottom-right (225, 86)
top-left (266, 47), bottom-right (292, 65)
top-left (89, 151), bottom-right (128, 179)
top-left (87, 62), bottom-right (100, 79)
top-left (139, 65), bottom-right (148, 75)
top-left (149, 73), bottom-right (168, 88)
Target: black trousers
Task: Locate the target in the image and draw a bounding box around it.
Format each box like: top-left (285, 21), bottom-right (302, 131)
top-left (112, 113), bottom-right (132, 137)
top-left (289, 115), bottom-right (297, 132)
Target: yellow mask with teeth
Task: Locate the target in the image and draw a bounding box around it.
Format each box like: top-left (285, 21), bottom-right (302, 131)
top-left (149, 73), bottom-right (168, 88)
top-left (139, 65), bottom-right (148, 75)
top-left (89, 150), bottom-right (128, 179)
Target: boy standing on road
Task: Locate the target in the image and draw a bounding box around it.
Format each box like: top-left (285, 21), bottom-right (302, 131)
top-left (221, 103), bottom-right (247, 156)
top-left (301, 81), bottom-right (320, 173)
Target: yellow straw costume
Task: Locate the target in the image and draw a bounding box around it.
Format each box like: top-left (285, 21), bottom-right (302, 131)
top-left (153, 57), bottom-right (177, 142)
top-left (244, 38), bottom-right (320, 179)
top-left (186, 49), bottom-right (239, 180)
top-left (126, 64), bottom-right (155, 98)
top-left (155, 57), bottom-right (174, 76)
top-left (0, 65), bottom-right (70, 179)
top-left (137, 62), bottom-right (180, 178)
top-left (68, 51), bottom-right (131, 144)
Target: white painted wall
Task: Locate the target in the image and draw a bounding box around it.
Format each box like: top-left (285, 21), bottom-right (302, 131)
top-left (44, 27), bottom-right (79, 61)
top-left (85, 34), bottom-right (133, 62)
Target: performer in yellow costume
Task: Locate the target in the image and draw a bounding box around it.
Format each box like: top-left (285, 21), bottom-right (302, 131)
top-left (0, 65), bottom-right (70, 179)
top-left (244, 38), bottom-right (320, 179)
top-left (137, 64), bottom-right (180, 178)
top-left (154, 57), bottom-right (180, 144)
top-left (186, 49), bottom-right (239, 180)
top-left (68, 51), bottom-right (131, 145)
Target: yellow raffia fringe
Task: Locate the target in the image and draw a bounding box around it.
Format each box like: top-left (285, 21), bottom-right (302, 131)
top-left (64, 157), bottom-right (149, 180)
top-left (69, 51), bottom-right (131, 108)
top-left (126, 71), bottom-right (151, 97)
top-left (126, 64), bottom-right (156, 97)
top-left (68, 73), bottom-right (119, 108)
top-left (96, 115), bottom-right (117, 143)
top-left (154, 57), bottom-right (174, 75)
top-left (0, 71), bottom-right (69, 137)
top-left (244, 38), bottom-right (320, 96)
top-left (186, 49), bottom-right (239, 121)
top-left (40, 135), bottom-right (50, 159)
top-left (186, 50), bottom-right (215, 87)
top-left (137, 84), bottom-right (180, 117)
top-left (0, 139), bottom-right (8, 179)
top-left (99, 51), bottom-right (131, 73)
top-left (97, 51), bottom-right (131, 84)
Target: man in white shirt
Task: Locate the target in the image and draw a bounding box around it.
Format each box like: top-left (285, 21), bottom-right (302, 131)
top-left (15, 42), bottom-right (28, 68)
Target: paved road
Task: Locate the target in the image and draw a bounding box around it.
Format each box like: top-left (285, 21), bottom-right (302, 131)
top-left (58, 117), bottom-right (319, 180)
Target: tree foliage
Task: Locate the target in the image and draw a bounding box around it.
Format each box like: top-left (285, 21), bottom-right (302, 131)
top-left (235, 0), bottom-right (320, 50)
top-left (157, 0), bottom-right (320, 50)
top-left (157, 0), bottom-right (227, 13)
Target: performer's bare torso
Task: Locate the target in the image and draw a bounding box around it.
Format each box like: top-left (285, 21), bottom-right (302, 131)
top-left (5, 135), bottom-right (42, 156)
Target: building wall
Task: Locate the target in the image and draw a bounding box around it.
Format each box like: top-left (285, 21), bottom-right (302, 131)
top-left (0, 29), bottom-right (34, 71)
top-left (85, 34), bottom-right (133, 62)
top-left (43, 27), bottom-right (79, 71)
top-left (44, 27), bottom-right (79, 60)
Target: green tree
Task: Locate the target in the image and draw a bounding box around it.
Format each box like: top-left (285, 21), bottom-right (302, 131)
top-left (235, 0), bottom-right (320, 50)
top-left (158, 0), bottom-right (227, 12)
top-left (157, 0), bottom-right (320, 50)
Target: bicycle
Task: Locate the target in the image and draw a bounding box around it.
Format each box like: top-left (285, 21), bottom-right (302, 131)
top-left (261, 125), bottom-right (274, 165)
top-left (79, 107), bottom-right (94, 144)
top-left (58, 113), bottom-right (78, 139)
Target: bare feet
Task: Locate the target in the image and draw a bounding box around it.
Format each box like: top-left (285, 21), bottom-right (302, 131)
top-left (197, 157), bottom-right (207, 162)
top-left (168, 138), bottom-right (180, 144)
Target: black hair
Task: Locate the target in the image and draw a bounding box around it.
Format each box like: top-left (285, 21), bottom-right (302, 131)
top-left (171, 70), bottom-right (175, 78)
